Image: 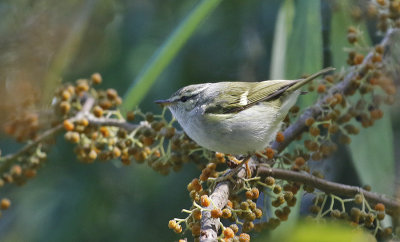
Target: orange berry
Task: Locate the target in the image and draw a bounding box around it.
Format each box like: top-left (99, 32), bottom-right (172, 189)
top-left (93, 106), bottom-right (103, 118)
top-left (112, 147), bottom-right (121, 158)
top-left (99, 99), bottom-right (112, 110)
top-left (317, 84), bottom-right (326, 93)
top-left (353, 54), bottom-right (364, 65)
top-left (63, 120), bottom-right (74, 131)
top-left (375, 45), bottom-right (384, 54)
top-left (91, 73), bottom-right (102, 84)
top-left (265, 147), bottom-right (275, 159)
top-left (370, 109), bottom-right (383, 120)
top-left (239, 233), bottom-right (250, 242)
top-left (374, 203), bottom-right (385, 212)
top-left (193, 208), bottom-right (202, 220)
top-left (99, 127), bottom-right (109, 137)
top-left (0, 198), bottom-right (11, 210)
top-left (24, 169), bottom-right (37, 178)
top-left (106, 88), bottom-right (118, 100)
top-left (245, 190), bottom-right (253, 199)
top-left (126, 111), bottom-right (135, 121)
top-left (211, 209), bottom-right (222, 218)
top-left (61, 90), bottom-right (71, 101)
top-left (11, 165), bottom-right (22, 176)
top-left (324, 75), bottom-right (334, 83)
top-left (295, 157), bottom-right (305, 166)
top-left (200, 195), bottom-right (211, 207)
top-left (309, 126), bottom-right (320, 136)
top-left (76, 79), bottom-right (89, 93)
top-left (226, 200), bottom-right (233, 208)
top-left (276, 132), bottom-right (285, 143)
top-left (77, 118), bottom-right (89, 127)
top-left (174, 225), bottom-right (182, 234)
top-left (223, 227), bottom-right (235, 239)
top-left (251, 187), bottom-right (260, 199)
top-left (191, 178), bottom-right (202, 192)
top-left (168, 220), bottom-right (176, 229)
top-left (305, 117), bottom-right (315, 126)
top-left (372, 53), bottom-right (382, 63)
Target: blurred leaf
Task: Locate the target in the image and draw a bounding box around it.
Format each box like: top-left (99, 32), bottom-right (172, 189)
top-left (331, 0), bottom-right (395, 195)
top-left (122, 0), bottom-right (222, 112)
top-left (269, 220), bottom-right (375, 242)
top-left (269, 0), bottom-right (294, 80)
top-left (284, 0), bottom-right (322, 107)
top-left (348, 110), bottom-right (395, 194)
top-left (42, 0), bottom-right (96, 105)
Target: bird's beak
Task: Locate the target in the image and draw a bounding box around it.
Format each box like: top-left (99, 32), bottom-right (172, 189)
top-left (154, 99), bottom-right (173, 107)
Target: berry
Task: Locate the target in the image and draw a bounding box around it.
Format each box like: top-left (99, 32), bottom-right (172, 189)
top-left (239, 233), bottom-right (250, 242)
top-left (63, 120), bottom-right (74, 131)
top-left (93, 106), bottom-right (104, 118)
top-left (211, 209), bottom-right (222, 218)
top-left (276, 132), bottom-right (285, 143)
top-left (200, 195), bottom-right (211, 207)
top-left (265, 176), bottom-right (275, 186)
top-left (222, 208), bottom-right (232, 219)
top-left (374, 203), bottom-right (385, 212)
top-left (265, 147), bottom-right (274, 159)
top-left (0, 198), bottom-right (11, 210)
top-left (91, 73), bottom-right (102, 84)
top-left (223, 227), bottom-right (235, 239)
top-left (317, 84), bottom-right (326, 93)
top-left (305, 117), bottom-right (315, 126)
top-left (294, 157), bottom-right (305, 166)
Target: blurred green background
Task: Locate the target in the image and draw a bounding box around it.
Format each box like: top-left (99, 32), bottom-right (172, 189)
top-left (0, 0), bottom-right (398, 241)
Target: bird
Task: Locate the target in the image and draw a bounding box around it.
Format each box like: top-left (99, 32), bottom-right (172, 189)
top-left (155, 67), bottom-right (334, 155)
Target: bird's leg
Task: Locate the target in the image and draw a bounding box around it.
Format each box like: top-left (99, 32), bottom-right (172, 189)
top-left (239, 155), bottom-right (252, 179)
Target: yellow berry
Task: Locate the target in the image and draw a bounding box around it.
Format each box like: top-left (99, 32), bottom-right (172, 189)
top-left (211, 209), bottom-right (222, 218)
top-left (239, 233), bottom-right (250, 242)
top-left (200, 195), bottom-right (211, 207)
top-left (91, 73), bottom-right (102, 84)
top-left (0, 198), bottom-right (11, 210)
top-left (223, 227), bottom-right (235, 239)
top-left (63, 120), bottom-right (74, 131)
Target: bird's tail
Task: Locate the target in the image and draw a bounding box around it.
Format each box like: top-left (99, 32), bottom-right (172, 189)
top-left (287, 67), bottom-right (335, 92)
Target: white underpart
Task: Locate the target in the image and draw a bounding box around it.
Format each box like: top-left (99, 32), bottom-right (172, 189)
top-left (239, 91), bottom-right (249, 105)
top-left (170, 89), bottom-right (301, 155)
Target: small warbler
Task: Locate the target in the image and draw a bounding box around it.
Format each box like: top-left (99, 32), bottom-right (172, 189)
top-left (155, 67), bottom-right (334, 155)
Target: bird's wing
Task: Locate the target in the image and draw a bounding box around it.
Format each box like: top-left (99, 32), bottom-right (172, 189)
top-left (204, 80), bottom-right (295, 114)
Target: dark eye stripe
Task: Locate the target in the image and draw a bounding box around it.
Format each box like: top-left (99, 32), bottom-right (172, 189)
top-left (180, 96), bottom-right (189, 102)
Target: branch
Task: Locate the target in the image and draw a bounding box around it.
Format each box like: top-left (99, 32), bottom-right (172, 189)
top-left (0, 97), bottom-right (96, 173)
top-left (257, 167), bottom-right (400, 211)
top-left (200, 28), bottom-right (400, 241)
top-left (271, 28), bottom-right (400, 153)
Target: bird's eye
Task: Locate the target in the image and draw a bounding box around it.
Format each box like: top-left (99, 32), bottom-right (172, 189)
top-left (180, 96), bottom-right (189, 102)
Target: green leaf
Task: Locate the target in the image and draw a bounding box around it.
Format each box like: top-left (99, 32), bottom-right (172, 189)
top-left (264, 220), bottom-right (375, 242)
top-left (121, 0), bottom-right (223, 112)
top-left (331, 0), bottom-right (395, 195)
top-left (269, 0), bottom-right (294, 80)
top-left (284, 0), bottom-right (323, 107)
top-left (268, 0), bottom-right (322, 235)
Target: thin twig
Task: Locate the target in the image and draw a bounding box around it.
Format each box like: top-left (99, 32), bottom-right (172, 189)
top-left (257, 167), bottom-right (400, 211)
